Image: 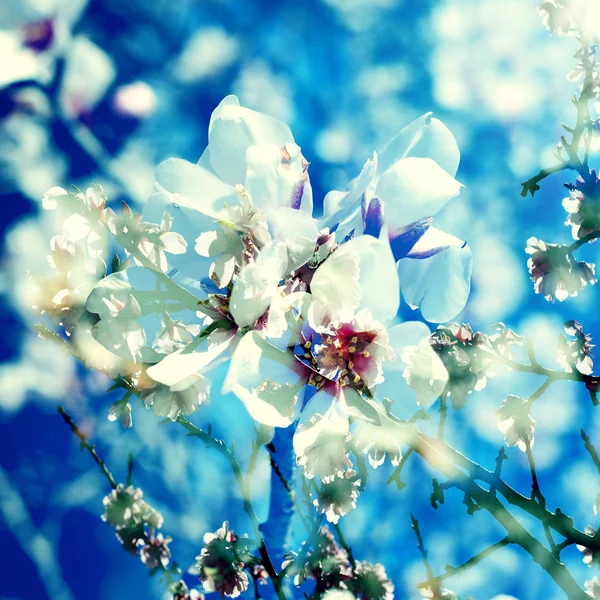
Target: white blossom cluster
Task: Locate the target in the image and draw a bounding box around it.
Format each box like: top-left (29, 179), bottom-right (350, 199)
top-left (34, 95), bottom-right (474, 523)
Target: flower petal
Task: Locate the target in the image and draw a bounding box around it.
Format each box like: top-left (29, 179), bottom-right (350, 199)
top-left (398, 230), bottom-right (473, 323)
top-left (222, 331), bottom-right (304, 427)
top-left (208, 95), bottom-right (295, 186)
top-left (375, 321), bottom-right (431, 405)
top-left (144, 191), bottom-right (214, 284)
top-left (375, 157), bottom-right (462, 233)
top-left (146, 332), bottom-right (234, 388)
top-left (267, 207), bottom-right (319, 271)
top-left (154, 158), bottom-right (237, 218)
top-left (244, 143), bottom-right (309, 211)
top-left (312, 233), bottom-right (399, 324)
top-left (377, 113), bottom-right (460, 177)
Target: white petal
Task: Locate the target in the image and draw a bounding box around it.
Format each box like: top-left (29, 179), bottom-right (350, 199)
top-left (155, 158), bottom-right (237, 217)
top-left (146, 334), bottom-right (233, 387)
top-left (313, 234), bottom-right (400, 324)
top-left (378, 113), bottom-right (460, 177)
top-left (376, 157), bottom-right (462, 232)
top-left (160, 231), bottom-right (187, 255)
top-left (267, 207), bottom-right (319, 271)
top-left (229, 244), bottom-right (288, 327)
top-left (144, 191), bottom-right (215, 283)
top-left (222, 331), bottom-right (304, 427)
top-left (208, 95), bottom-right (295, 185)
top-left (320, 153), bottom-right (377, 235)
top-left (310, 242), bottom-right (361, 322)
top-left (398, 233), bottom-right (472, 323)
top-left (375, 321), bottom-right (431, 404)
top-left (244, 143), bottom-right (308, 210)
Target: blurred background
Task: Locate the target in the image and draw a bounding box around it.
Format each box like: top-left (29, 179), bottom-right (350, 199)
top-left (1, 0), bottom-right (599, 598)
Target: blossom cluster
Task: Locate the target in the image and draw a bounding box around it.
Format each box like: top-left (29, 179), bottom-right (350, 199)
top-left (194, 521), bottom-right (265, 598)
top-left (102, 483), bottom-right (205, 599)
top-left (101, 483), bottom-right (169, 566)
top-left (35, 95), bottom-right (473, 522)
top-left (283, 526), bottom-right (394, 600)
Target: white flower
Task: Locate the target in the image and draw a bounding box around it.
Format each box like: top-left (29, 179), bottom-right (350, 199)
top-left (30, 234), bottom-right (101, 325)
top-left (42, 184), bottom-right (109, 261)
top-left (229, 242), bottom-right (288, 328)
top-left (352, 561), bottom-right (394, 600)
top-left (108, 400), bottom-right (133, 428)
top-left (313, 471), bottom-right (360, 524)
top-left (294, 409), bottom-right (352, 483)
top-left (526, 236), bottom-right (596, 301)
top-left (557, 320), bottom-right (594, 376)
top-left (353, 408), bottom-right (404, 469)
top-left (153, 313), bottom-right (200, 355)
top-left (195, 187), bottom-right (270, 288)
top-left (496, 395), bottom-right (537, 452)
top-left (321, 113), bottom-right (471, 324)
top-left (86, 270), bottom-right (148, 361)
top-left (223, 331), bottom-right (304, 427)
top-left (578, 527), bottom-right (600, 567)
top-left (107, 205), bottom-right (187, 273)
top-left (196, 521), bottom-right (250, 598)
top-left (144, 370), bottom-right (210, 422)
top-left (401, 339), bottom-right (449, 408)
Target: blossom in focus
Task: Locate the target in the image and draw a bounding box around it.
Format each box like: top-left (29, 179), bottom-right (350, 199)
top-left (294, 409), bottom-right (353, 482)
top-left (282, 526), bottom-right (352, 589)
top-left (143, 356), bottom-right (211, 422)
top-left (101, 484), bottom-right (163, 530)
top-left (526, 236), bottom-right (596, 301)
top-left (321, 113), bottom-right (471, 324)
top-left (496, 395), bottom-right (537, 452)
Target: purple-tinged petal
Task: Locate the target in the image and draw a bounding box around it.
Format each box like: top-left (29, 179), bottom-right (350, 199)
top-left (389, 218), bottom-right (431, 260)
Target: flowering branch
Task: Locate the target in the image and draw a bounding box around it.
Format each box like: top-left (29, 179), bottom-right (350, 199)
top-left (175, 416), bottom-right (288, 600)
top-left (57, 407), bottom-right (198, 599)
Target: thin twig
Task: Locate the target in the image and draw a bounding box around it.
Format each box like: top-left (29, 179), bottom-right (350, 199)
top-left (334, 522), bottom-right (356, 569)
top-left (57, 407), bottom-right (117, 490)
top-left (387, 448), bottom-right (414, 489)
top-left (411, 514), bottom-right (439, 596)
top-left (417, 537), bottom-right (510, 589)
